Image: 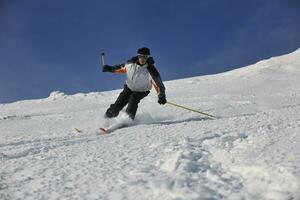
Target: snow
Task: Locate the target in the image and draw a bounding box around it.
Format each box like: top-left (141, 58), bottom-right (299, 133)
top-left (1, 48), bottom-right (300, 199)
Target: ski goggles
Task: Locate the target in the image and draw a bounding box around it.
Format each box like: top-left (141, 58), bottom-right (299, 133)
top-left (138, 54), bottom-right (148, 59)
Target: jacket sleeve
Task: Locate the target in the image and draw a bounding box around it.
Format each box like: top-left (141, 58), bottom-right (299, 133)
top-left (107, 64), bottom-right (125, 73)
top-left (147, 61), bottom-right (166, 95)
top-left (109, 56), bottom-right (138, 74)
top-left (114, 64), bottom-right (127, 74)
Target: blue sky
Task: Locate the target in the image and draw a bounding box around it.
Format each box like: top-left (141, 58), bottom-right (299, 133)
top-left (1, 0), bottom-right (300, 103)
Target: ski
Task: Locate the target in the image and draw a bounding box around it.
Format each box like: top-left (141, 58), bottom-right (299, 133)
top-left (99, 127), bottom-right (109, 134)
top-left (99, 120), bottom-right (133, 134)
top-left (74, 128), bottom-right (82, 133)
top-left (98, 125), bottom-right (125, 134)
top-left (75, 113), bottom-right (134, 135)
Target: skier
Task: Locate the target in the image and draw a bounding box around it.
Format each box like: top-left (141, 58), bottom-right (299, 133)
top-left (102, 47), bottom-right (167, 121)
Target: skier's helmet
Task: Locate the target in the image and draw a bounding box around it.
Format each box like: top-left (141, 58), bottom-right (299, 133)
top-left (137, 47), bottom-right (150, 56)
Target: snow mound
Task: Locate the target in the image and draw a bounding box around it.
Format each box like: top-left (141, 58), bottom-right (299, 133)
top-left (47, 91), bottom-right (67, 101)
top-left (223, 48), bottom-right (300, 77)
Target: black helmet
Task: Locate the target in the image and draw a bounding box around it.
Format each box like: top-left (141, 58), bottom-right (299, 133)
top-left (137, 47), bottom-right (150, 55)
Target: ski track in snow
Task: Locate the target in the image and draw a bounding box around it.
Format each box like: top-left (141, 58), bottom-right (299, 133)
top-left (1, 49), bottom-right (300, 199)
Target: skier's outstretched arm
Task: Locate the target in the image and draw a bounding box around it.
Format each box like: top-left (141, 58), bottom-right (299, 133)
top-left (102, 63), bottom-right (127, 74)
top-left (102, 56), bottom-right (139, 74)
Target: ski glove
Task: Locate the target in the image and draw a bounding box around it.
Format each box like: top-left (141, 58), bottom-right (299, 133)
top-left (102, 65), bottom-right (114, 72)
top-left (158, 93), bottom-right (167, 105)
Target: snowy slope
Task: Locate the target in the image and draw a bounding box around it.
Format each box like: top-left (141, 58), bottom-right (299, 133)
top-left (1, 49), bottom-right (300, 200)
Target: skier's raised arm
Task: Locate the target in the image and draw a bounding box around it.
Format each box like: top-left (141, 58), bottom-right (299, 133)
top-left (102, 63), bottom-right (127, 74)
top-left (102, 55), bottom-right (143, 74)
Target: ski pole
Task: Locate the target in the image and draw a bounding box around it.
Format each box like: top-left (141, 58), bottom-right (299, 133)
top-left (100, 52), bottom-right (105, 68)
top-left (166, 101), bottom-right (217, 119)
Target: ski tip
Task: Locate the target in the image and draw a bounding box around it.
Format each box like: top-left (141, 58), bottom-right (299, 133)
top-left (99, 127), bottom-right (109, 134)
top-left (74, 128), bottom-right (82, 133)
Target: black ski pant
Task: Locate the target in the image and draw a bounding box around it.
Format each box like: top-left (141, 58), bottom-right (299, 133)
top-left (105, 85), bottom-right (150, 120)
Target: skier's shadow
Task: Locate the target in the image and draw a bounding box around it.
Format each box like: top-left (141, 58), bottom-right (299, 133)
top-left (151, 116), bottom-right (212, 126)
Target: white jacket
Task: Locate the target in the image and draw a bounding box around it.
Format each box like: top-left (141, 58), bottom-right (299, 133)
top-left (124, 63), bottom-right (152, 92)
top-left (111, 58), bottom-right (165, 95)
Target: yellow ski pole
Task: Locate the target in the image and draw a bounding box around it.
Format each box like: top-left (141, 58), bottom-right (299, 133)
top-left (166, 101), bottom-right (217, 119)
